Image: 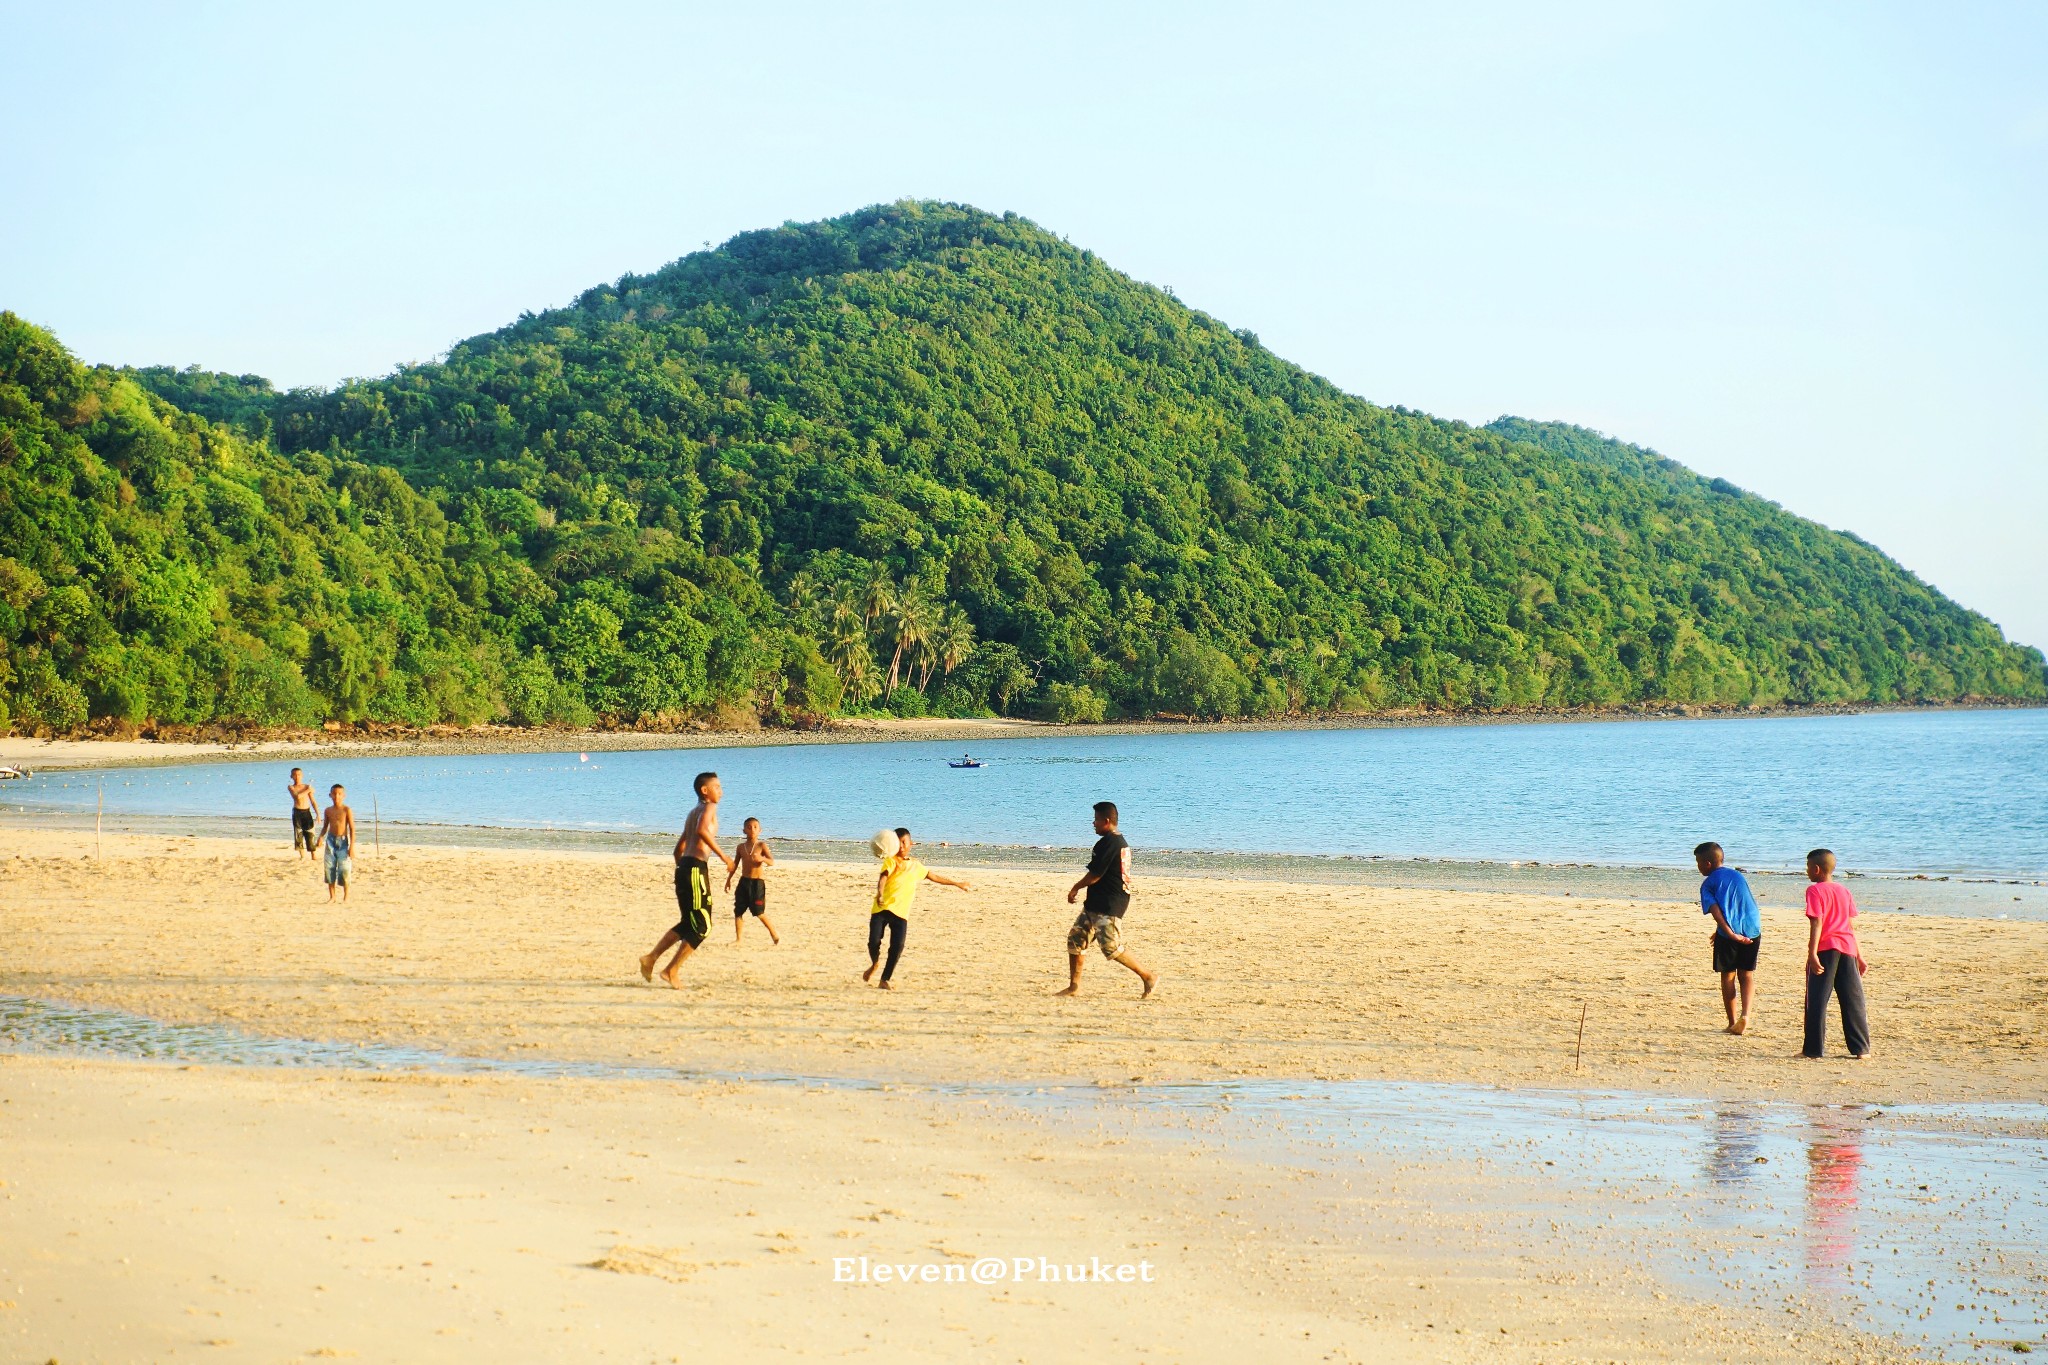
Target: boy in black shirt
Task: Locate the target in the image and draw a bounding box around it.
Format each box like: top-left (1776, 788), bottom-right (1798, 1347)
top-left (1057, 801), bottom-right (1158, 999)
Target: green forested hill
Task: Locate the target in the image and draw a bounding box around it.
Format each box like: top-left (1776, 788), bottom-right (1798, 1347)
top-left (0, 314), bottom-right (508, 732)
top-left (4, 201), bottom-right (2040, 732)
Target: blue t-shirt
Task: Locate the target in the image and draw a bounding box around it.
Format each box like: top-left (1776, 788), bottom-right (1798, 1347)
top-left (1699, 866), bottom-right (1761, 939)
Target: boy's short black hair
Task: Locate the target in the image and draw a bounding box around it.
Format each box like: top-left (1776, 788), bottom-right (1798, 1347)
top-left (290, 766), bottom-right (302, 776)
top-left (1807, 847), bottom-right (1836, 872)
top-left (1093, 801), bottom-right (1118, 824)
top-left (1694, 841), bottom-right (1723, 861)
top-left (329, 784), bottom-right (344, 794)
top-left (693, 771), bottom-right (718, 797)
top-left (744, 816), bottom-right (760, 828)
top-left (894, 826), bottom-right (911, 839)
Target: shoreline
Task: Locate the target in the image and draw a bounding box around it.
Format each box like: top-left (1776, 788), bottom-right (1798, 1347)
top-left (7, 806), bottom-right (2046, 919)
top-left (3, 694), bottom-right (2040, 771)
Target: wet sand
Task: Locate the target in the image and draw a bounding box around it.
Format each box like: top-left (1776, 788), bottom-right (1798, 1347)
top-left (2, 1051), bottom-right (1915, 1364)
top-left (5, 825), bottom-right (2041, 1360)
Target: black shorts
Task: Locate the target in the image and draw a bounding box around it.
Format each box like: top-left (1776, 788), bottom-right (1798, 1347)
top-left (292, 807), bottom-right (317, 850)
top-left (673, 858), bottom-right (711, 948)
top-left (734, 877), bottom-right (767, 917)
top-left (1713, 933), bottom-right (1760, 974)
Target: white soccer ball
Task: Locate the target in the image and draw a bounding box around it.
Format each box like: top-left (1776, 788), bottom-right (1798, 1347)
top-left (869, 828), bottom-right (900, 860)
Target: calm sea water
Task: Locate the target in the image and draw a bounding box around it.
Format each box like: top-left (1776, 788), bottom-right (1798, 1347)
top-left (9, 709), bottom-right (2046, 878)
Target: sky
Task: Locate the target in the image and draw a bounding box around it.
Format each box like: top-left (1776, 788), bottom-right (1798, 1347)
top-left (4, 1), bottom-right (2044, 648)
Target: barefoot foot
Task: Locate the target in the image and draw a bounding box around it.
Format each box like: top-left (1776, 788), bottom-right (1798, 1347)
top-left (1054, 984), bottom-right (1078, 997)
top-left (877, 979), bottom-right (894, 990)
top-left (659, 964), bottom-right (681, 989)
top-left (862, 962), bottom-right (877, 983)
top-left (1139, 972), bottom-right (1158, 999)
top-left (639, 952), bottom-right (658, 983)
top-left (1731, 1015), bottom-right (1748, 1036)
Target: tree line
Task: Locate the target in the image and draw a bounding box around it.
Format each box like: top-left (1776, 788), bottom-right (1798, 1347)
top-left (3, 201), bottom-right (2041, 733)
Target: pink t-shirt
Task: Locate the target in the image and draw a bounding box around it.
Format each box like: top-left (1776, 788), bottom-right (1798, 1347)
top-left (1805, 881), bottom-right (1860, 955)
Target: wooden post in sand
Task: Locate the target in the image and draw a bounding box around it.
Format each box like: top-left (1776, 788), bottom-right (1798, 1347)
top-left (373, 794), bottom-right (381, 859)
top-left (95, 782), bottom-right (103, 860)
top-left (1574, 1000), bottom-right (1587, 1071)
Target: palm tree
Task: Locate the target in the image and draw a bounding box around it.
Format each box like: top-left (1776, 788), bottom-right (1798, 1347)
top-left (932, 607), bottom-right (975, 687)
top-left (785, 570), bottom-right (824, 630)
top-left (883, 589), bottom-right (934, 695)
top-left (827, 602), bottom-right (874, 693)
top-left (836, 637), bottom-right (881, 709)
top-left (858, 565), bottom-right (896, 629)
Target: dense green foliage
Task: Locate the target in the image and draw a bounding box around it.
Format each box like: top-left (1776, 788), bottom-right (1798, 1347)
top-left (6, 201), bottom-right (2040, 732)
top-left (0, 314), bottom-right (506, 732)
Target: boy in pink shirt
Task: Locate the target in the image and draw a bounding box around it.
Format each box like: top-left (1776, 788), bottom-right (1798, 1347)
top-left (1801, 848), bottom-right (1871, 1059)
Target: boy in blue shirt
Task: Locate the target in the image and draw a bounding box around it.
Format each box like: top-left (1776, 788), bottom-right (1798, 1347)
top-left (1695, 841), bottom-right (1761, 1035)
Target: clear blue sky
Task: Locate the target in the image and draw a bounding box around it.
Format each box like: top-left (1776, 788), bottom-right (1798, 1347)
top-left (5, 2), bottom-right (2043, 648)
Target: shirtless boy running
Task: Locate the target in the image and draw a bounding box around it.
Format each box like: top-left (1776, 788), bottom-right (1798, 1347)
top-left (640, 772), bottom-right (735, 988)
top-left (288, 767), bottom-right (318, 866)
top-left (726, 817), bottom-right (780, 944)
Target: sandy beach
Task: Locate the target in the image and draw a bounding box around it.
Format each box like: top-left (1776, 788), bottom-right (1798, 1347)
top-left (5, 827), bottom-right (2041, 1102)
top-left (4, 825), bottom-right (2042, 1361)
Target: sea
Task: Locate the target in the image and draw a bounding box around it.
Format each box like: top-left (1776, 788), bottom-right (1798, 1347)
top-left (7, 707), bottom-right (2046, 917)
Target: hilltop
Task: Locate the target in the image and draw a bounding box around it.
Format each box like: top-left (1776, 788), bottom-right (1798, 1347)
top-left (3, 201), bottom-right (2040, 733)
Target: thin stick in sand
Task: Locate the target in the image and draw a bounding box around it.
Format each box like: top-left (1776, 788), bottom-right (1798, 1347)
top-left (373, 794), bottom-right (381, 859)
top-left (95, 782), bottom-right (103, 860)
top-left (1575, 1000), bottom-right (1587, 1071)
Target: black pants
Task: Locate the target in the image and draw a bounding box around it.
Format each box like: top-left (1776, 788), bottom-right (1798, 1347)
top-left (867, 911), bottom-right (907, 982)
top-left (1803, 949), bottom-right (1869, 1058)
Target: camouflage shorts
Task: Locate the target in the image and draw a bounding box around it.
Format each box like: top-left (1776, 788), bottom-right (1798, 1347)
top-left (1067, 911), bottom-right (1126, 959)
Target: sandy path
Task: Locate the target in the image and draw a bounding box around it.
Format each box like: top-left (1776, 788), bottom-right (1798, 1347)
top-left (3, 827), bottom-right (2042, 1103)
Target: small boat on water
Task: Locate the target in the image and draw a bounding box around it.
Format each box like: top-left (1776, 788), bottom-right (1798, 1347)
top-left (947, 755), bottom-right (983, 769)
top-left (0, 765), bottom-right (31, 781)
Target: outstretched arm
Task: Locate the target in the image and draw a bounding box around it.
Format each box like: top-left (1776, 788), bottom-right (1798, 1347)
top-left (926, 872), bottom-right (973, 892)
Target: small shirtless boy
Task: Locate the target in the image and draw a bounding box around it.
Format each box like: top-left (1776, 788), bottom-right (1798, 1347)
top-left (727, 817), bottom-right (780, 944)
top-left (318, 784), bottom-right (355, 903)
top-left (288, 767), bottom-right (318, 865)
top-left (863, 828), bottom-right (972, 989)
top-left (640, 772), bottom-right (735, 988)
top-left (1057, 801), bottom-right (1157, 998)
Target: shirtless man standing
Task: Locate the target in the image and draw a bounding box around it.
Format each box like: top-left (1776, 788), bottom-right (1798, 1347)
top-left (288, 767), bottom-right (319, 866)
top-left (726, 817), bottom-right (780, 945)
top-left (640, 772), bottom-right (735, 987)
top-left (318, 783), bottom-right (355, 904)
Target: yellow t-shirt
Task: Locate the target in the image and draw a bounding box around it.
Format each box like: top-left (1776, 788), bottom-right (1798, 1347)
top-left (872, 856), bottom-right (928, 915)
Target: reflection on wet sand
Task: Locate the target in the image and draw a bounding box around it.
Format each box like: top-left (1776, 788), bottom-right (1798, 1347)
top-left (1802, 1111), bottom-right (1864, 1290)
top-left (1706, 1100), bottom-right (1764, 1186)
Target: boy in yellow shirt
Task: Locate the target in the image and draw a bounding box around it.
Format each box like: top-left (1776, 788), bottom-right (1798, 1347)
top-left (863, 827), bottom-right (972, 990)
